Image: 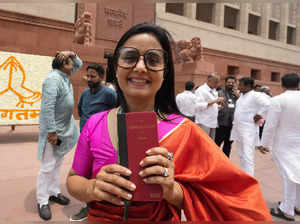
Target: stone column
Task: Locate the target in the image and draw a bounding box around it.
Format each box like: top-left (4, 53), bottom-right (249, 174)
top-left (239, 3), bottom-right (250, 33)
top-left (214, 3), bottom-right (225, 26)
top-left (261, 3), bottom-right (271, 38)
top-left (76, 3), bottom-right (97, 46)
top-left (156, 3), bottom-right (166, 14)
top-left (279, 3), bottom-right (289, 43)
top-left (184, 3), bottom-right (196, 19)
top-left (296, 2), bottom-right (300, 46)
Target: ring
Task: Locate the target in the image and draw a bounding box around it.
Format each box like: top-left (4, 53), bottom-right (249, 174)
top-left (167, 152), bottom-right (173, 161)
top-left (162, 168), bottom-right (169, 177)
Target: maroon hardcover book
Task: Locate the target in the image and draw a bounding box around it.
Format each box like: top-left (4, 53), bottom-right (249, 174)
top-left (117, 112), bottom-right (163, 201)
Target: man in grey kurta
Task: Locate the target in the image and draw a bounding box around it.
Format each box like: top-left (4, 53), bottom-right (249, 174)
top-left (36, 51), bottom-right (82, 221)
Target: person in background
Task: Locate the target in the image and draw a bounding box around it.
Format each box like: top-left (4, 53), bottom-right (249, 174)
top-left (260, 85), bottom-right (272, 97)
top-left (254, 84), bottom-right (262, 92)
top-left (176, 81), bottom-right (196, 121)
top-left (37, 51), bottom-right (82, 221)
top-left (258, 85), bottom-right (272, 139)
top-left (78, 63), bottom-right (117, 132)
top-left (230, 77), bottom-right (270, 176)
top-left (258, 73), bottom-right (300, 222)
top-left (194, 74), bottom-right (225, 140)
top-left (71, 63), bottom-right (117, 222)
top-left (215, 76), bottom-right (239, 157)
top-left (66, 23), bottom-right (271, 222)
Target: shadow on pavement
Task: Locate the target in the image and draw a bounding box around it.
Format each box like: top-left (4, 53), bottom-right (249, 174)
top-left (0, 131), bottom-right (38, 144)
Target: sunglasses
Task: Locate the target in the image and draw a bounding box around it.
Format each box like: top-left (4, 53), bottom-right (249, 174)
top-left (117, 47), bottom-right (167, 72)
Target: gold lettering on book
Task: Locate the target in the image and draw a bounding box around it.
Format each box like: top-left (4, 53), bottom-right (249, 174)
top-left (128, 125), bottom-right (156, 130)
top-left (150, 193), bottom-right (161, 198)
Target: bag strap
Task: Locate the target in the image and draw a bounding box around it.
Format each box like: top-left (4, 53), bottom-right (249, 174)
top-left (117, 110), bottom-right (131, 221)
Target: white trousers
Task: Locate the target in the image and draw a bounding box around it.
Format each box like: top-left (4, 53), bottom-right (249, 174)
top-left (235, 140), bottom-right (255, 176)
top-left (278, 167), bottom-right (300, 216)
top-left (36, 142), bottom-right (64, 206)
top-left (198, 124), bottom-right (216, 140)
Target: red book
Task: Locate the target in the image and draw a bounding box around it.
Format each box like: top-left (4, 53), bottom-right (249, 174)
top-left (117, 112), bottom-right (162, 201)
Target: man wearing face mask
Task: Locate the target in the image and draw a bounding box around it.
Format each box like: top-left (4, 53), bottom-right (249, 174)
top-left (78, 63), bottom-right (117, 132)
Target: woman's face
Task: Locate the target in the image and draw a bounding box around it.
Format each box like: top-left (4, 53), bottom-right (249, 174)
top-left (116, 33), bottom-right (165, 101)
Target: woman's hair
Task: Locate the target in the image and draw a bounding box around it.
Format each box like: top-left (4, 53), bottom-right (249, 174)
top-left (108, 23), bottom-right (180, 119)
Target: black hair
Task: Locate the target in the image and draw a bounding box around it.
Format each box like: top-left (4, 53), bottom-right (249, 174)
top-left (87, 63), bottom-right (105, 78)
top-left (281, 73), bottom-right (299, 88)
top-left (52, 53), bottom-right (65, 70)
top-left (185, 81), bottom-right (195, 90)
top-left (225, 76), bottom-right (236, 82)
top-left (254, 84), bottom-right (261, 89)
top-left (260, 86), bottom-right (270, 93)
top-left (107, 23), bottom-right (180, 118)
top-left (52, 53), bottom-right (73, 70)
top-left (239, 77), bottom-right (254, 88)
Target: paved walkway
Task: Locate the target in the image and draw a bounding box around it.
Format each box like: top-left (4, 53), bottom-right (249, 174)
top-left (0, 123), bottom-right (297, 222)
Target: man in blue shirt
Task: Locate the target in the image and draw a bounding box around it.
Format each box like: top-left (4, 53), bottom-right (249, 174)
top-left (78, 63), bottom-right (117, 131)
top-left (70, 63), bottom-right (117, 221)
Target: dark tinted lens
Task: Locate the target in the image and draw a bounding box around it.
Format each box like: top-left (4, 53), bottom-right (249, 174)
top-left (145, 50), bottom-right (164, 70)
top-left (118, 48), bottom-right (139, 68)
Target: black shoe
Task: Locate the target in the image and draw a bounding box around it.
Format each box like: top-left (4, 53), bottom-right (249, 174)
top-left (70, 206), bottom-right (89, 222)
top-left (38, 204), bottom-right (51, 221)
top-left (49, 193), bottom-right (70, 206)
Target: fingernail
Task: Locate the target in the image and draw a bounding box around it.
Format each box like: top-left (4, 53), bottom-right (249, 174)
top-left (120, 201), bottom-right (124, 205)
top-left (139, 161), bottom-right (144, 166)
top-left (130, 184), bottom-right (136, 190)
top-left (138, 171), bottom-right (143, 176)
top-left (127, 194), bottom-right (132, 199)
top-left (126, 170), bottom-right (132, 175)
top-left (146, 149), bottom-right (151, 154)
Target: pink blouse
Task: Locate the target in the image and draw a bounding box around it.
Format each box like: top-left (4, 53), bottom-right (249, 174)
top-left (72, 110), bottom-right (183, 178)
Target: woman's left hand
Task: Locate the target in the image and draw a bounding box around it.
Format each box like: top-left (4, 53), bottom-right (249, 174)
top-left (138, 147), bottom-right (175, 199)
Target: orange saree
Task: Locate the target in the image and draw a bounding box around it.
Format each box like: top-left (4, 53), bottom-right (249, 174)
top-left (88, 116), bottom-right (272, 222)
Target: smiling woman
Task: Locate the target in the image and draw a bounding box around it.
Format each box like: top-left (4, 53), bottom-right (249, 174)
top-left (116, 33), bottom-right (165, 107)
top-left (66, 23), bottom-right (272, 222)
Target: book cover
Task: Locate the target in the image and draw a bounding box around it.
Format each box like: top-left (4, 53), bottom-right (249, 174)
top-left (117, 112), bottom-right (162, 201)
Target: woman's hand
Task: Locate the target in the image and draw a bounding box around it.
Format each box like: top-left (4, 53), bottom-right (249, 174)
top-left (138, 147), bottom-right (179, 203)
top-left (87, 164), bottom-right (136, 206)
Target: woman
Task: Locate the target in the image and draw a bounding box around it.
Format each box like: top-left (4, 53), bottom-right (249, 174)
top-left (67, 23), bottom-right (272, 222)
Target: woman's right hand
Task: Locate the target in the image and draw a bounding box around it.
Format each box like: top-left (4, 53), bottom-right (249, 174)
top-left (87, 164), bottom-right (136, 206)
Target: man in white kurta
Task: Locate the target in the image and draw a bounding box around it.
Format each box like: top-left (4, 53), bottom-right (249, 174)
top-left (230, 77), bottom-right (270, 176)
top-left (176, 81), bottom-right (196, 121)
top-left (258, 73), bottom-right (300, 220)
top-left (195, 74), bottom-right (224, 139)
